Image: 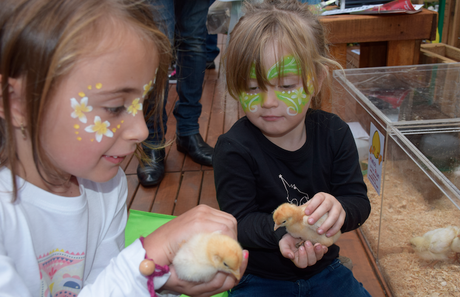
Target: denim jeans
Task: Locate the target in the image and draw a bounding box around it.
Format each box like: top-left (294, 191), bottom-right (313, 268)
top-left (148, 0), bottom-right (209, 141)
top-left (228, 259), bottom-right (372, 297)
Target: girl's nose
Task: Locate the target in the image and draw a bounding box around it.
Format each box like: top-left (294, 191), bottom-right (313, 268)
top-left (124, 113), bottom-right (149, 143)
top-left (261, 91), bottom-right (279, 109)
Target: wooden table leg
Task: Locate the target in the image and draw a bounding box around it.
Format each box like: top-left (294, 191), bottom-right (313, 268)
top-left (387, 39), bottom-right (421, 66)
top-left (329, 43), bottom-right (347, 68)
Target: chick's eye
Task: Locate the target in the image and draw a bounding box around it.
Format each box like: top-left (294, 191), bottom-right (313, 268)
top-left (223, 262), bottom-right (229, 268)
top-left (282, 220), bottom-right (286, 224)
top-left (105, 106), bottom-right (126, 116)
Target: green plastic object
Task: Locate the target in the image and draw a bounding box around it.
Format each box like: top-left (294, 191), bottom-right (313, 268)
top-left (125, 209), bottom-right (228, 297)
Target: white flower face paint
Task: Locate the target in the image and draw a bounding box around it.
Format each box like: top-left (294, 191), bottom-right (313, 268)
top-left (127, 98), bottom-right (143, 116)
top-left (84, 116), bottom-right (113, 142)
top-left (70, 97), bottom-right (93, 123)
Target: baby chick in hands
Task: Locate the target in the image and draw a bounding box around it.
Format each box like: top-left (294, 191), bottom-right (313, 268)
top-left (273, 202), bottom-right (341, 248)
top-left (410, 226), bottom-right (460, 265)
top-left (172, 232), bottom-right (243, 282)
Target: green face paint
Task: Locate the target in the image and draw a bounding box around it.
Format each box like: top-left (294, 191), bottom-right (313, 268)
top-left (267, 55), bottom-right (300, 80)
top-left (275, 86), bottom-right (311, 115)
top-left (239, 91), bottom-right (265, 113)
top-left (240, 55), bottom-right (314, 115)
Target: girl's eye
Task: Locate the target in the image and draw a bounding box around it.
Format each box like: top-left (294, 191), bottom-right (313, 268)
top-left (248, 86), bottom-right (259, 92)
top-left (104, 106), bottom-right (126, 116)
top-left (280, 84), bottom-right (296, 90)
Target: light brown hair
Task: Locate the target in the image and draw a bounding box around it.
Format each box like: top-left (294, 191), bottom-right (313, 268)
top-left (0, 0), bottom-right (170, 200)
top-left (224, 0), bottom-right (341, 109)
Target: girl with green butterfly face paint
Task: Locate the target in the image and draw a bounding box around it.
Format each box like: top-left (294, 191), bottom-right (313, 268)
top-left (216, 2), bottom-right (370, 297)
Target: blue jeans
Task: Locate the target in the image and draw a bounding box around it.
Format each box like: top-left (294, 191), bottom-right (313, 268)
top-left (148, 0), bottom-right (209, 140)
top-left (228, 259), bottom-right (371, 297)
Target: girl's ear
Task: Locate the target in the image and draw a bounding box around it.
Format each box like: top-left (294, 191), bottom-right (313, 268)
top-left (0, 75), bottom-right (26, 127)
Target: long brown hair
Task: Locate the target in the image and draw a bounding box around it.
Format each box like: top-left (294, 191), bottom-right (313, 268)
top-left (0, 0), bottom-right (170, 200)
top-left (224, 0), bottom-right (341, 110)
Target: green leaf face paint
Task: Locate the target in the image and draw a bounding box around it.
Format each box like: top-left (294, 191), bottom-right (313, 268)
top-left (239, 91), bottom-right (265, 113)
top-left (239, 55), bottom-right (314, 115)
top-left (267, 55), bottom-right (300, 80)
top-left (275, 87), bottom-right (310, 115)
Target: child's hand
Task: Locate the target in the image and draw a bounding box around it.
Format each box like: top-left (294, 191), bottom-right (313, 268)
top-left (304, 192), bottom-right (345, 238)
top-left (143, 205), bottom-right (248, 295)
top-left (279, 233), bottom-right (327, 268)
top-left (144, 204), bottom-right (238, 266)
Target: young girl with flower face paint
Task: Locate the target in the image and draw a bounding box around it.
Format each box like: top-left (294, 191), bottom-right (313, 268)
top-left (214, 0), bottom-right (371, 296)
top-left (0, 0), bottom-right (247, 296)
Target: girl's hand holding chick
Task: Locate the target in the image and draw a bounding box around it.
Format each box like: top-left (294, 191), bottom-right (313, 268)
top-left (279, 233), bottom-right (328, 268)
top-left (143, 205), bottom-right (248, 297)
top-left (304, 192), bottom-right (346, 239)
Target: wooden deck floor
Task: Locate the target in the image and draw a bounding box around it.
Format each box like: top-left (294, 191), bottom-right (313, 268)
top-left (121, 35), bottom-right (390, 297)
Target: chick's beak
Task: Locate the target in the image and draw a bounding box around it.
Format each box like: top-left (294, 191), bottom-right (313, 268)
top-left (274, 224), bottom-right (280, 231)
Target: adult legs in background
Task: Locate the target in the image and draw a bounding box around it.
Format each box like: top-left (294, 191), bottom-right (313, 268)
top-left (173, 0), bottom-right (213, 167)
top-left (137, 0), bottom-right (174, 187)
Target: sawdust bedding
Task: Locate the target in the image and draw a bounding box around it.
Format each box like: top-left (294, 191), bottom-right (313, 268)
top-left (360, 161), bottom-right (460, 297)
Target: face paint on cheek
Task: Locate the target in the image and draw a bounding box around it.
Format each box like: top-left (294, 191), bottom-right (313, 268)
top-left (274, 86), bottom-right (311, 116)
top-left (239, 92), bottom-right (265, 113)
top-left (84, 116), bottom-right (113, 143)
top-left (70, 97), bottom-right (93, 124)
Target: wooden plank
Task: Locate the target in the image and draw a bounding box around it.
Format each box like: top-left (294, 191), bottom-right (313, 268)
top-left (151, 172), bottom-right (181, 215)
top-left (446, 0), bottom-right (460, 47)
top-left (420, 49), bottom-right (458, 63)
top-left (321, 9), bottom-right (437, 44)
top-left (207, 80), bottom-right (225, 148)
top-left (199, 170), bottom-right (219, 209)
top-left (446, 44), bottom-right (460, 60)
top-left (442, 0), bottom-right (454, 44)
top-left (129, 184), bottom-right (158, 212)
top-left (329, 43), bottom-right (347, 68)
top-left (173, 171), bottom-right (203, 216)
top-left (387, 39), bottom-right (418, 66)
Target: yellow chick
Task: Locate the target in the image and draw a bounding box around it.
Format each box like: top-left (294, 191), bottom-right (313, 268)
top-left (273, 202), bottom-right (341, 248)
top-left (172, 232), bottom-right (243, 282)
top-left (410, 226), bottom-right (460, 265)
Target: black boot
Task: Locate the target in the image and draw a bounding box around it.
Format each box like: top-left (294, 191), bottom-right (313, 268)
top-left (137, 148), bottom-right (165, 187)
top-left (176, 133), bottom-right (213, 166)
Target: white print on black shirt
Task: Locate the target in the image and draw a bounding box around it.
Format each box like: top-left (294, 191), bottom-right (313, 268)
top-left (279, 174), bottom-right (310, 206)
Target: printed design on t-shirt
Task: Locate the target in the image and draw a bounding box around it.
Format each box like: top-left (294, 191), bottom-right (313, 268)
top-left (279, 174), bottom-right (310, 206)
top-left (37, 249), bottom-right (85, 297)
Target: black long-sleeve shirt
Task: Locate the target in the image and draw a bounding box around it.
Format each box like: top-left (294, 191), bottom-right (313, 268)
top-left (213, 109), bottom-right (370, 281)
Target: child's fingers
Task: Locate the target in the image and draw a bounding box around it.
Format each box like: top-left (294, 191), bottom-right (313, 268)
top-left (325, 209), bottom-right (346, 238)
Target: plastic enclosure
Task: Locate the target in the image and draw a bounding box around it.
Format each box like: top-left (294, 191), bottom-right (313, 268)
top-left (333, 63), bottom-right (460, 296)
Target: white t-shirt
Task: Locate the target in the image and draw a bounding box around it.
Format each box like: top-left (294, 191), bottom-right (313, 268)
top-left (0, 167), bottom-right (171, 296)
